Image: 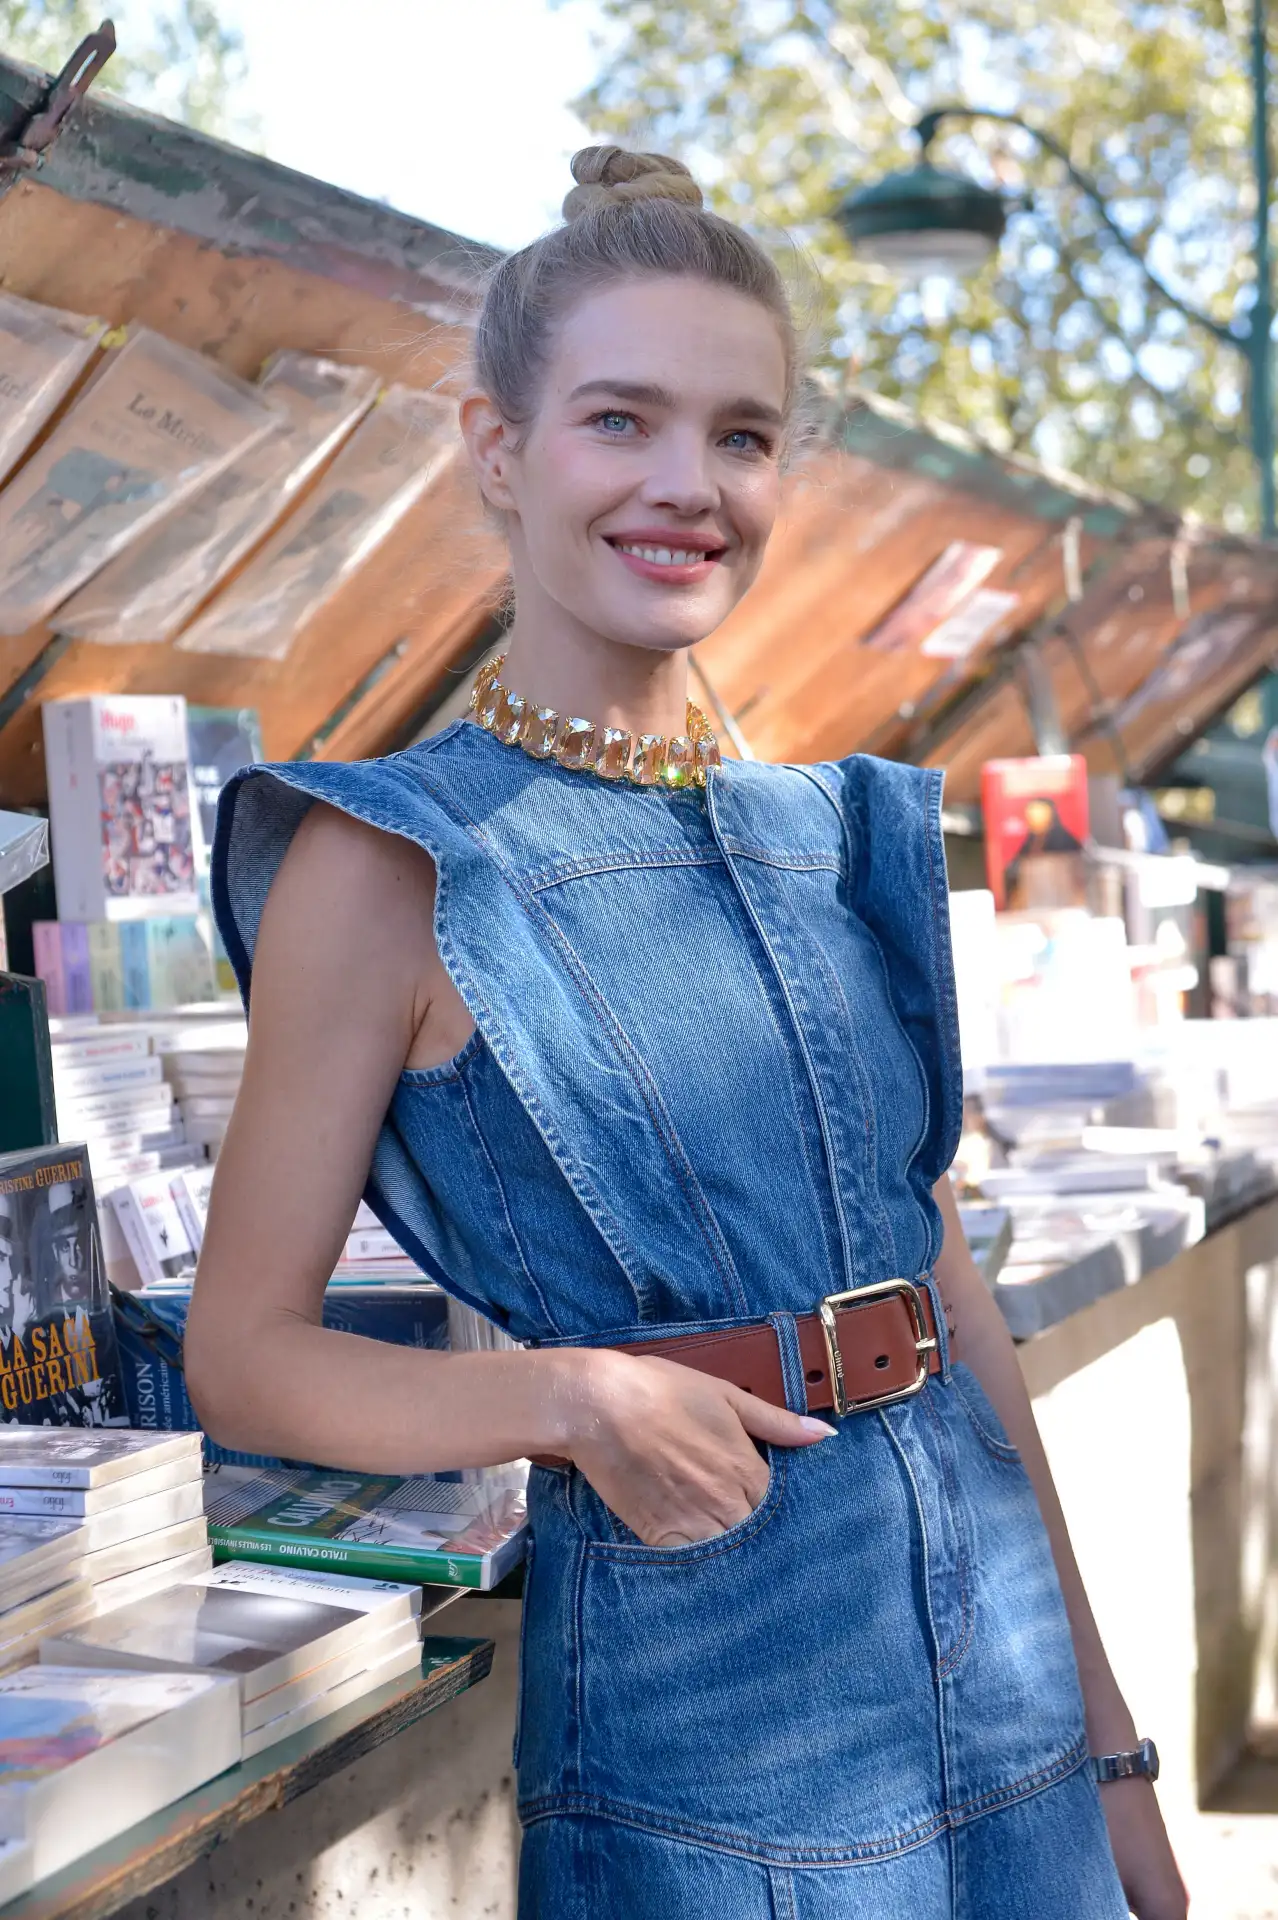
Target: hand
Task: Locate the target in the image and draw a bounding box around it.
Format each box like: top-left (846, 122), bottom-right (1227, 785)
top-left (561, 1348), bottom-right (835, 1548)
top-left (1102, 1778), bottom-right (1188, 1918)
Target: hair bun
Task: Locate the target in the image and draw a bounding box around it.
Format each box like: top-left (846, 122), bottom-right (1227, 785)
top-left (563, 146), bottom-right (704, 221)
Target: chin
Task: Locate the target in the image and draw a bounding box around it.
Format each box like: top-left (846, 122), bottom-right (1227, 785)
top-left (588, 594), bottom-right (737, 656)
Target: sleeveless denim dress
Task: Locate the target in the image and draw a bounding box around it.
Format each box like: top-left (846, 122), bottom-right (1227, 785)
top-left (214, 720), bottom-right (1128, 1919)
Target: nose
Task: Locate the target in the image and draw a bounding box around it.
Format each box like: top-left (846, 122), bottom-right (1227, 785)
top-left (637, 425), bottom-right (721, 517)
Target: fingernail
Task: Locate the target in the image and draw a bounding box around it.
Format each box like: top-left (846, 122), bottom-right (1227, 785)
top-left (799, 1417), bottom-right (839, 1438)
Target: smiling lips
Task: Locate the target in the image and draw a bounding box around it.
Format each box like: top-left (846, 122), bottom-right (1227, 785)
top-left (606, 533), bottom-right (727, 585)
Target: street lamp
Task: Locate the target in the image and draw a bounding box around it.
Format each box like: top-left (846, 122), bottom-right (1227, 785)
top-left (835, 1), bottom-right (1275, 537)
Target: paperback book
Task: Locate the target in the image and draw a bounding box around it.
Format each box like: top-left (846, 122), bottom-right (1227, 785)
top-left (0, 1665), bottom-right (240, 1886)
top-left (43, 696), bottom-right (199, 923)
top-left (205, 1467), bottom-right (527, 1590)
top-left (0, 1428), bottom-right (201, 1488)
top-left (0, 327), bottom-right (275, 635)
top-left (0, 1145), bottom-right (126, 1427)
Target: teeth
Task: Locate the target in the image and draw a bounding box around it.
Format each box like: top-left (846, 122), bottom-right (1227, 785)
top-left (616, 543), bottom-right (710, 567)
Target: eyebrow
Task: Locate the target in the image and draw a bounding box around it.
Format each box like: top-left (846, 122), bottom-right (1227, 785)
top-left (566, 378), bottom-right (785, 428)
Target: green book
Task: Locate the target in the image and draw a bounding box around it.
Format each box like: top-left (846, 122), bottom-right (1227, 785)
top-left (0, 975), bottom-right (56, 1154)
top-left (206, 1467), bottom-right (527, 1592)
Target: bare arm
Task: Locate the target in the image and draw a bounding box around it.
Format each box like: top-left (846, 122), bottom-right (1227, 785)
top-left (933, 1175), bottom-right (1185, 1918)
top-left (184, 802), bottom-right (828, 1528)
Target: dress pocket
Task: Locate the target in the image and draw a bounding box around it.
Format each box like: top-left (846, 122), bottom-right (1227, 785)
top-left (573, 1446), bottom-right (785, 1566)
top-left (950, 1362), bottom-right (1023, 1465)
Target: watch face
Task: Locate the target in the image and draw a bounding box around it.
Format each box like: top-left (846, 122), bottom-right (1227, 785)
top-left (1141, 1737), bottom-right (1160, 1782)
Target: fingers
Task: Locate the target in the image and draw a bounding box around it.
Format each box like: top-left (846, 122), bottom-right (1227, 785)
top-left (730, 1389), bottom-right (838, 1450)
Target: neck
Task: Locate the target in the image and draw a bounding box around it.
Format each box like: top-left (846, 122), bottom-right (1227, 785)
top-left (498, 608), bottom-right (690, 742)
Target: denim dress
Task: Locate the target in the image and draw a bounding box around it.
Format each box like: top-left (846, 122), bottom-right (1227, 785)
top-left (214, 720), bottom-right (1128, 1919)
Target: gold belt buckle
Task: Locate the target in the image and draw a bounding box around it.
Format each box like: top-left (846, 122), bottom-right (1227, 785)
top-left (817, 1278), bottom-right (938, 1418)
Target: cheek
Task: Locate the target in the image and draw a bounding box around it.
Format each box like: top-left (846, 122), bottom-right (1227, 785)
top-left (732, 469), bottom-right (781, 557)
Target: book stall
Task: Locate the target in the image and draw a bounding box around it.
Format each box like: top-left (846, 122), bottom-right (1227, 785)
top-left (3, 26), bottom-right (1278, 1918)
top-left (0, 35), bottom-right (534, 1920)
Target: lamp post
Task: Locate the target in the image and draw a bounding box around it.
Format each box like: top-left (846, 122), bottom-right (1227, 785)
top-left (836, 0), bottom-right (1275, 537)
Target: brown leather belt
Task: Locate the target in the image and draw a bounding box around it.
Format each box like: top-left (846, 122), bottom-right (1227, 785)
top-left (533, 1278), bottom-right (945, 1468)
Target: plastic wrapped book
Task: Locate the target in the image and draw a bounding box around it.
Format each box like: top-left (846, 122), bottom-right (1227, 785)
top-left (205, 1465), bottom-right (527, 1591)
top-left (0, 1666), bottom-right (240, 1891)
top-left (0, 290), bottom-right (106, 489)
top-left (0, 1144), bottom-right (127, 1428)
top-left (0, 328), bottom-right (277, 635)
top-left (59, 353), bottom-right (380, 643)
top-left (176, 385), bottom-right (458, 659)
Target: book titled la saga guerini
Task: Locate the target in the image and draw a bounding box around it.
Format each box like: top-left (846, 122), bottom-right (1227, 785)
top-left (0, 1145), bottom-right (126, 1428)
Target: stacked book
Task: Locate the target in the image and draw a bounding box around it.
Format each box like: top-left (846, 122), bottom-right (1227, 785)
top-left (0, 1664), bottom-right (239, 1902)
top-left (158, 1020), bottom-right (246, 1159)
top-left (0, 1431), bottom-right (209, 1670)
top-left (49, 1025), bottom-right (193, 1196)
top-left (332, 1201), bottom-right (427, 1281)
top-left (42, 1560), bottom-right (425, 1758)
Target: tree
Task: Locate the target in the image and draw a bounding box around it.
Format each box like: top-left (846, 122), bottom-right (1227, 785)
top-left (0, 0), bottom-right (256, 144)
top-left (573, 0), bottom-right (1263, 529)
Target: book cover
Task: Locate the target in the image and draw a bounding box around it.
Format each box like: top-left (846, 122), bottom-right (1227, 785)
top-left (0, 1665), bottom-right (240, 1876)
top-left (981, 754), bottom-right (1091, 912)
top-left (32, 923), bottom-right (93, 1019)
top-left (43, 695), bottom-right (199, 924)
top-left (177, 386), bottom-right (458, 660)
top-left (118, 917), bottom-right (215, 1009)
top-left (0, 1145), bottom-right (126, 1428)
top-left (0, 329), bottom-right (276, 635)
top-left (0, 290), bottom-right (105, 490)
top-left (0, 976), bottom-right (57, 1155)
top-left (0, 1428), bottom-right (200, 1489)
top-left (205, 1468), bottom-right (527, 1591)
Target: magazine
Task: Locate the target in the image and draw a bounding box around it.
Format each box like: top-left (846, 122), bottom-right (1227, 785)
top-left (0, 328), bottom-right (276, 635)
top-left (59, 352), bottom-right (379, 643)
top-left (0, 291), bottom-right (106, 490)
top-left (0, 1145), bottom-right (127, 1428)
top-left (177, 385), bottom-right (457, 659)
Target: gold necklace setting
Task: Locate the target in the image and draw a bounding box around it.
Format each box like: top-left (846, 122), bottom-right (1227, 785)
top-left (469, 654), bottom-right (721, 790)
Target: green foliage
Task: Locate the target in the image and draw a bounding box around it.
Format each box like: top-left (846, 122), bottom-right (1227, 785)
top-left (574, 0), bottom-right (1264, 527)
top-left (0, 0), bottom-right (256, 143)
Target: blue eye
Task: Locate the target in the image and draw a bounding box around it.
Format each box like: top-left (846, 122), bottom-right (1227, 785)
top-left (593, 411), bottom-right (636, 434)
top-left (722, 429), bottom-right (768, 454)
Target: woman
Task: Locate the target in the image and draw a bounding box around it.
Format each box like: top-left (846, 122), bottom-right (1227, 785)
top-left (188, 147), bottom-right (1185, 1917)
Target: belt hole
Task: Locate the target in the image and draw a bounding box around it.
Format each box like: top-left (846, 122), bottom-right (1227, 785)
top-left (874, 1354), bottom-right (891, 1371)
top-left (805, 1368), bottom-right (824, 1385)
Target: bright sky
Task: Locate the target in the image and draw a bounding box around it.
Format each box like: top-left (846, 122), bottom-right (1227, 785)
top-left (211, 0), bottom-right (605, 250)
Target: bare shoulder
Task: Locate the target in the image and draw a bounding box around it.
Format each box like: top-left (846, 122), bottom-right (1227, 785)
top-left (258, 800), bottom-right (437, 995)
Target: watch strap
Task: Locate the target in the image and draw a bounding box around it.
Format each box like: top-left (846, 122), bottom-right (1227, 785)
top-left (1090, 1737), bottom-right (1159, 1783)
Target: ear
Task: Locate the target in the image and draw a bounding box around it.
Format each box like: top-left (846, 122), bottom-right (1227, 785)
top-left (459, 389), bottom-right (519, 512)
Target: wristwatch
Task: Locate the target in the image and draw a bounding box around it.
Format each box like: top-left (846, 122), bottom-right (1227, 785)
top-left (1090, 1737), bottom-right (1159, 1784)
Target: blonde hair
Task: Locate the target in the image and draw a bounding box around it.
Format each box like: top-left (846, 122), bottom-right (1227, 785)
top-left (474, 146), bottom-right (799, 430)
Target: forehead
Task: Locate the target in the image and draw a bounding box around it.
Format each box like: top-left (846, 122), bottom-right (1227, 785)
top-left (548, 276), bottom-right (788, 408)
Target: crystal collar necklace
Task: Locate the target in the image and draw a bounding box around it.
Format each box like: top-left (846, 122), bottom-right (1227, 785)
top-left (469, 654), bottom-right (721, 790)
